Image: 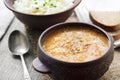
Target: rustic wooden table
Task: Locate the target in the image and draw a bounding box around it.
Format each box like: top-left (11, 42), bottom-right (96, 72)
top-left (0, 0), bottom-right (120, 80)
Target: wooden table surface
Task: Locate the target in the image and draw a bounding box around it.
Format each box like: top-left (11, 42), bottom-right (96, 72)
top-left (0, 0), bottom-right (120, 80)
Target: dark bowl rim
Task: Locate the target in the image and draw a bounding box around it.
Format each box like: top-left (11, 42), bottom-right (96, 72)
top-left (3, 0), bottom-right (81, 16)
top-left (38, 22), bottom-right (114, 65)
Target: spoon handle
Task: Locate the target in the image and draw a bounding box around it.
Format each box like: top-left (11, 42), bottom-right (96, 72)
top-left (20, 55), bottom-right (31, 80)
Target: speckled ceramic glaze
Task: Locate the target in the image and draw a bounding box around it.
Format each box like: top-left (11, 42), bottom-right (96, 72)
top-left (33, 22), bottom-right (114, 80)
top-left (4, 0), bottom-right (81, 30)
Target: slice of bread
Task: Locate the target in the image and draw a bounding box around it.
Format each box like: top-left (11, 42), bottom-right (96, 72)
top-left (89, 11), bottom-right (120, 31)
top-left (109, 29), bottom-right (120, 40)
top-left (89, 11), bottom-right (120, 40)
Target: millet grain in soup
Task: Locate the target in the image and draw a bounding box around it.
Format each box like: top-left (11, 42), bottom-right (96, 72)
top-left (42, 27), bottom-right (109, 62)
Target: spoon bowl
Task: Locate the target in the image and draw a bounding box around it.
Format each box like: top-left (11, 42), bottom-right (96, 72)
top-left (8, 30), bottom-right (31, 80)
top-left (9, 30), bottom-right (29, 55)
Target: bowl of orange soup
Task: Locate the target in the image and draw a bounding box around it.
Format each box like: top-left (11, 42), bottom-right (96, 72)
top-left (33, 22), bottom-right (114, 80)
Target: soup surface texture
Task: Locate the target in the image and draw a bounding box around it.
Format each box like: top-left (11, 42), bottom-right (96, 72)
top-left (13, 0), bottom-right (73, 15)
top-left (42, 27), bottom-right (109, 62)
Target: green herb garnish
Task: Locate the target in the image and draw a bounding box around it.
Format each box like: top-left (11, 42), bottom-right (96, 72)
top-left (43, 3), bottom-right (46, 6)
top-left (34, 2), bottom-right (38, 4)
top-left (43, 2), bottom-right (47, 6)
top-left (36, 7), bottom-right (39, 9)
top-left (53, 5), bottom-right (57, 8)
top-left (50, 3), bottom-right (57, 8)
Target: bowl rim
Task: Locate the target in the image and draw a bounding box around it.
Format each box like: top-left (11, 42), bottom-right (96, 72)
top-left (3, 0), bottom-right (81, 16)
top-left (38, 22), bottom-right (114, 65)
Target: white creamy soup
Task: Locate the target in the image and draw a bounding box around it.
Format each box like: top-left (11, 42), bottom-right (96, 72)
top-left (13, 0), bottom-right (74, 15)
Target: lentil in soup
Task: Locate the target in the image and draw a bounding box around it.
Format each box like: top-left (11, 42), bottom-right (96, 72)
top-left (42, 27), bottom-right (108, 62)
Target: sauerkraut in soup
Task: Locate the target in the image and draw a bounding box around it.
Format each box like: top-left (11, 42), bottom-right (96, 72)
top-left (42, 27), bottom-right (109, 62)
top-left (13, 0), bottom-right (74, 15)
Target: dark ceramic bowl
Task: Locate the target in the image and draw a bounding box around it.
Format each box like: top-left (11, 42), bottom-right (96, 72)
top-left (33, 22), bottom-right (114, 80)
top-left (4, 0), bottom-right (81, 30)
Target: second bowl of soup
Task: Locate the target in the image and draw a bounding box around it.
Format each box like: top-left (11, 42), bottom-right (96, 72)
top-left (33, 22), bottom-right (114, 80)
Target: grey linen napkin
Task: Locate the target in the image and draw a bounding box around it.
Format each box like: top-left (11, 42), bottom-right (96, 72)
top-left (0, 0), bottom-right (14, 40)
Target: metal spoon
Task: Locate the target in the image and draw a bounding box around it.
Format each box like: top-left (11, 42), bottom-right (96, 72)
top-left (8, 30), bottom-right (31, 80)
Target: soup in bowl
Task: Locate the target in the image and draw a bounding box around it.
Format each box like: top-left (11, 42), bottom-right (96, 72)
top-left (42, 26), bottom-right (109, 62)
top-left (33, 22), bottom-right (114, 80)
top-left (13, 0), bottom-right (74, 15)
top-left (4, 0), bottom-right (81, 30)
